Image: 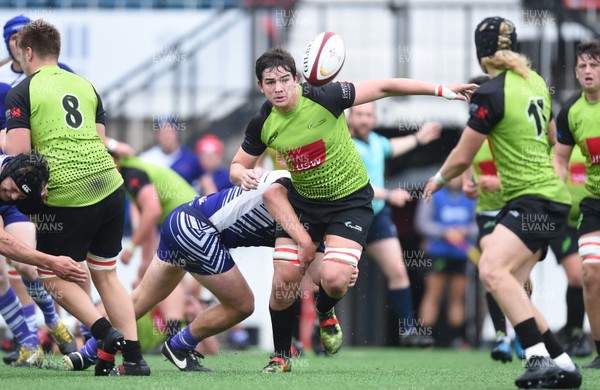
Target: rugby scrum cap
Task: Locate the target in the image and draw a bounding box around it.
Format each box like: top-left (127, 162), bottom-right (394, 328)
top-left (475, 16), bottom-right (517, 63)
top-left (0, 153), bottom-right (49, 199)
top-left (3, 15), bottom-right (30, 57)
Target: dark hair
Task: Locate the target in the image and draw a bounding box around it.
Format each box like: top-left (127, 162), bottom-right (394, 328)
top-left (468, 74), bottom-right (491, 85)
top-left (575, 40), bottom-right (600, 65)
top-left (255, 47), bottom-right (297, 82)
top-left (16, 19), bottom-right (60, 59)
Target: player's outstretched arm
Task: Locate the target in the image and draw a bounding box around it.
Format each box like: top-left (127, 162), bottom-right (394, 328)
top-left (353, 79), bottom-right (478, 106)
top-left (423, 126), bottom-right (486, 200)
top-left (0, 229), bottom-right (86, 283)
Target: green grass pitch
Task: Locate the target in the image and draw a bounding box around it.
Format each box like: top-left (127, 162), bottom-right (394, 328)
top-left (1, 347), bottom-right (599, 389)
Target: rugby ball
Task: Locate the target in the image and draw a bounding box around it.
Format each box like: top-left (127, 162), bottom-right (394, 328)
top-left (302, 32), bottom-right (346, 87)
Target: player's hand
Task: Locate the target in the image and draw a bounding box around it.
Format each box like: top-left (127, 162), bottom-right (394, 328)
top-left (120, 248), bottom-right (133, 265)
top-left (416, 121), bottom-right (442, 145)
top-left (478, 175), bottom-right (501, 193)
top-left (348, 266), bottom-right (359, 287)
top-left (115, 141), bottom-right (135, 157)
top-left (240, 168), bottom-right (264, 191)
top-left (441, 83), bottom-right (479, 101)
top-left (423, 176), bottom-right (444, 202)
top-left (298, 241), bottom-right (317, 275)
top-left (387, 188), bottom-right (412, 208)
top-left (462, 179), bottom-right (479, 200)
top-left (51, 256), bottom-right (87, 283)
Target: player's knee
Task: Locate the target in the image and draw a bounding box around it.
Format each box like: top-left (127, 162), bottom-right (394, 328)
top-left (321, 247), bottom-right (362, 295)
top-left (581, 262), bottom-right (600, 288)
top-left (320, 273), bottom-right (348, 297)
top-left (478, 257), bottom-right (499, 292)
top-left (579, 237), bottom-right (600, 288)
top-left (388, 267), bottom-right (410, 286)
top-left (237, 297), bottom-right (255, 320)
top-left (270, 278), bottom-right (298, 305)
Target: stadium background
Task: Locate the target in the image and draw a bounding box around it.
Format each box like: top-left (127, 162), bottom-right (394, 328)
top-left (0, 0), bottom-right (595, 351)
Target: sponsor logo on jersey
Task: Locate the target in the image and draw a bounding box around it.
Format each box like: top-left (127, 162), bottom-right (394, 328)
top-left (9, 107), bottom-right (20, 118)
top-left (586, 136), bottom-right (600, 165)
top-left (340, 82), bottom-right (351, 99)
top-left (483, 220), bottom-right (496, 229)
top-left (267, 132), bottom-right (279, 145)
top-left (478, 160), bottom-right (497, 176)
top-left (344, 220), bottom-right (363, 232)
top-left (569, 162), bottom-right (586, 184)
top-left (285, 139), bottom-right (326, 172)
top-left (307, 118), bottom-right (326, 130)
top-left (128, 177), bottom-right (140, 190)
top-left (476, 106), bottom-right (488, 119)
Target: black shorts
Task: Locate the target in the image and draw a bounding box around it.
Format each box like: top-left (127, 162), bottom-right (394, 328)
top-left (276, 183), bottom-right (374, 248)
top-left (366, 206), bottom-right (398, 244)
top-left (496, 195), bottom-right (570, 259)
top-left (431, 257), bottom-right (466, 275)
top-left (476, 213), bottom-right (499, 247)
top-left (578, 198), bottom-right (600, 236)
top-left (549, 225), bottom-right (579, 263)
top-left (36, 186), bottom-right (125, 261)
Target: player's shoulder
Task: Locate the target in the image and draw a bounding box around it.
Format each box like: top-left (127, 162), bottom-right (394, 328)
top-left (561, 91), bottom-right (584, 112)
top-left (472, 73), bottom-right (505, 99)
top-left (301, 81), bottom-right (351, 98)
top-left (248, 100), bottom-right (274, 129)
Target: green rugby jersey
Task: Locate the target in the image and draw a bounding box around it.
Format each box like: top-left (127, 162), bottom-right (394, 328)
top-left (467, 69), bottom-right (570, 206)
top-left (241, 82), bottom-right (368, 200)
top-left (472, 139), bottom-right (504, 213)
top-left (5, 65), bottom-right (122, 207)
top-left (557, 91), bottom-right (600, 200)
top-left (119, 156), bottom-right (198, 223)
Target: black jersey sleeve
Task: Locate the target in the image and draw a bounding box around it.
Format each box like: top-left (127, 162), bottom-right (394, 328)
top-left (94, 88), bottom-right (107, 125)
top-left (121, 167), bottom-right (152, 198)
top-left (303, 81), bottom-right (355, 117)
top-left (556, 93), bottom-right (580, 146)
top-left (467, 75), bottom-right (505, 135)
top-left (5, 77), bottom-right (32, 131)
top-left (241, 101), bottom-right (272, 156)
top-left (274, 176), bottom-right (292, 189)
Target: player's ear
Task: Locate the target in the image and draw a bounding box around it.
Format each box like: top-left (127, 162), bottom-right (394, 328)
top-left (257, 80), bottom-right (264, 94)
